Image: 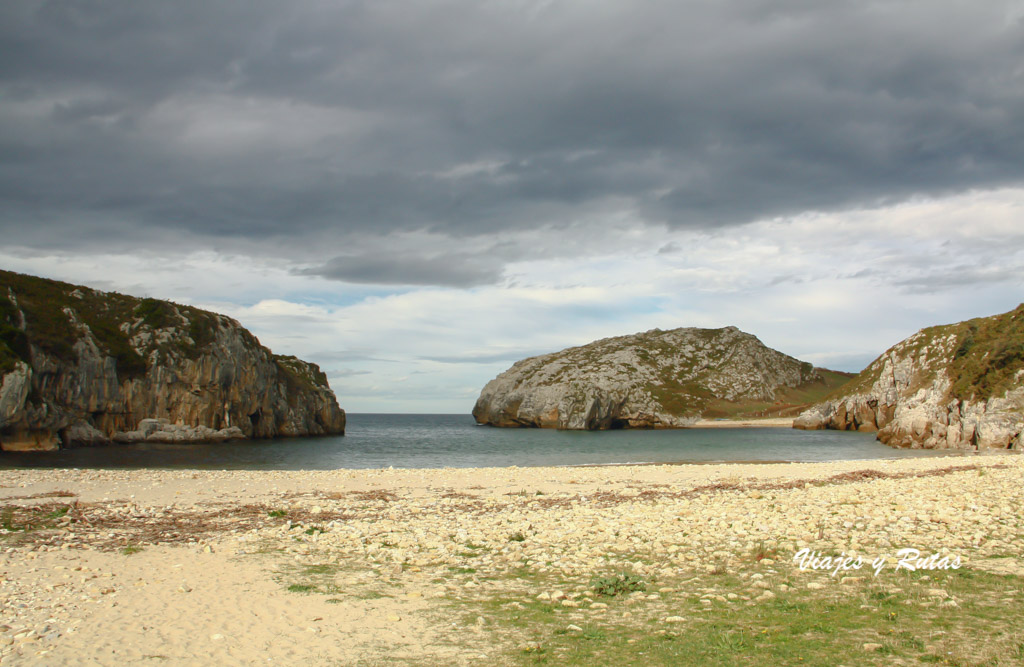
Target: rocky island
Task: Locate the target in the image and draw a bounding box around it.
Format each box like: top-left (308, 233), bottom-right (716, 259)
top-left (473, 326), bottom-right (850, 429)
top-left (795, 304), bottom-right (1024, 450)
top-left (0, 270), bottom-right (345, 451)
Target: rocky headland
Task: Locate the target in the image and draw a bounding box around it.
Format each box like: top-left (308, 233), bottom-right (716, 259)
top-left (0, 270), bottom-right (345, 451)
top-left (794, 304), bottom-right (1024, 450)
top-left (473, 326), bottom-right (849, 430)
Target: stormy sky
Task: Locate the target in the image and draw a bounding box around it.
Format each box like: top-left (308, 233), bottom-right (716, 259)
top-left (2, 0), bottom-right (1024, 412)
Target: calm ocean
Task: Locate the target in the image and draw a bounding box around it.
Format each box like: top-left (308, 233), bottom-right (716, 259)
top-left (0, 413), bottom-right (963, 470)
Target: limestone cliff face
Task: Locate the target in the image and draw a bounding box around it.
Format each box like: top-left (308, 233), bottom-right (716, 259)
top-left (0, 270), bottom-right (345, 451)
top-left (794, 305), bottom-right (1024, 450)
top-left (473, 326), bottom-right (824, 430)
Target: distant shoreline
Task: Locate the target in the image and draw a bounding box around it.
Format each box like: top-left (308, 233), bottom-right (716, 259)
top-left (690, 417), bottom-right (794, 428)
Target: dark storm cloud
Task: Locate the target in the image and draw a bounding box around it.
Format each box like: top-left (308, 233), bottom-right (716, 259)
top-left (2, 1), bottom-right (1023, 266)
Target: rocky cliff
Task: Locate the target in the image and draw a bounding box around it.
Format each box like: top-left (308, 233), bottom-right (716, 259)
top-left (0, 270), bottom-right (345, 451)
top-left (794, 305), bottom-right (1024, 449)
top-left (473, 326), bottom-right (844, 429)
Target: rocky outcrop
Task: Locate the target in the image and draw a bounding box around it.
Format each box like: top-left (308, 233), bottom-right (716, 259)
top-left (474, 326), bottom-right (833, 430)
top-left (794, 304), bottom-right (1024, 450)
top-left (0, 270), bottom-right (345, 451)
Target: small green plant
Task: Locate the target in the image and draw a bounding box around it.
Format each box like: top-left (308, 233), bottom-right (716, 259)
top-left (120, 545), bottom-right (144, 555)
top-left (304, 525), bottom-right (325, 536)
top-left (752, 540), bottom-right (778, 562)
top-left (287, 584), bottom-right (315, 593)
top-left (46, 506), bottom-right (70, 520)
top-left (508, 531), bottom-right (526, 542)
top-left (592, 572), bottom-right (647, 597)
top-left (267, 509), bottom-right (287, 518)
top-left (134, 298), bottom-right (175, 329)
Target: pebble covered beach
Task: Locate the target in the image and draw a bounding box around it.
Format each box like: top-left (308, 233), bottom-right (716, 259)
top-left (1, 453), bottom-right (1022, 664)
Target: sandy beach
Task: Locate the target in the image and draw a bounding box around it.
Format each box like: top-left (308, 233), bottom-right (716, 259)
top-left (691, 418), bottom-right (794, 428)
top-left (2, 453), bottom-right (1022, 665)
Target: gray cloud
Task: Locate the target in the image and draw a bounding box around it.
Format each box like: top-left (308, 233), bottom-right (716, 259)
top-left (310, 350), bottom-right (400, 364)
top-left (767, 274), bottom-right (804, 287)
top-left (894, 265), bottom-right (1024, 294)
top-left (2, 0), bottom-right (1023, 278)
top-left (301, 251), bottom-right (504, 287)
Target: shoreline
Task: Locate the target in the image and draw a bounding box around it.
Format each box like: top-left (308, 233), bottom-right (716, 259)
top-left (690, 417), bottom-right (794, 428)
top-left (1, 449), bottom-right (1017, 509)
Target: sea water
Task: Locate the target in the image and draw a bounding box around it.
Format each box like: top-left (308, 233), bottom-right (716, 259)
top-left (0, 413), bottom-right (964, 470)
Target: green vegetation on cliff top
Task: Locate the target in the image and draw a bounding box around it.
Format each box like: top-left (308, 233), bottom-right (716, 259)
top-left (947, 304), bottom-right (1024, 400)
top-left (273, 354), bottom-right (332, 406)
top-left (0, 270), bottom-right (224, 381)
top-left (829, 303), bottom-right (1024, 403)
top-left (0, 294), bottom-right (29, 374)
top-left (703, 368), bottom-right (854, 419)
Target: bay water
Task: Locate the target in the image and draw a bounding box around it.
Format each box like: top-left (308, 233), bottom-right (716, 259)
top-left (0, 414), bottom-right (964, 470)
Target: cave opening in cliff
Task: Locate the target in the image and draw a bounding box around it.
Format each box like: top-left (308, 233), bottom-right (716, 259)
top-left (249, 410), bottom-right (262, 429)
top-left (608, 418), bottom-right (628, 430)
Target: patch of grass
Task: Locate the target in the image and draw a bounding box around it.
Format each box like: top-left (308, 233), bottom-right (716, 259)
top-left (120, 545), bottom-right (144, 555)
top-left (45, 506), bottom-right (70, 520)
top-left (0, 507), bottom-right (18, 532)
top-left (443, 565), bottom-right (1024, 667)
top-left (267, 509), bottom-right (287, 518)
top-left (279, 562), bottom-right (349, 597)
top-left (509, 532), bottom-right (527, 542)
top-left (0, 503), bottom-right (69, 534)
top-left (704, 368), bottom-right (855, 419)
top-left (301, 563), bottom-right (337, 575)
top-left (449, 567), bottom-right (478, 575)
top-left (947, 305), bottom-right (1024, 400)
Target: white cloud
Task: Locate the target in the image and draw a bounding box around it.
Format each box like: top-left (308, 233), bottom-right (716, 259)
top-left (4, 187), bottom-right (1023, 412)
